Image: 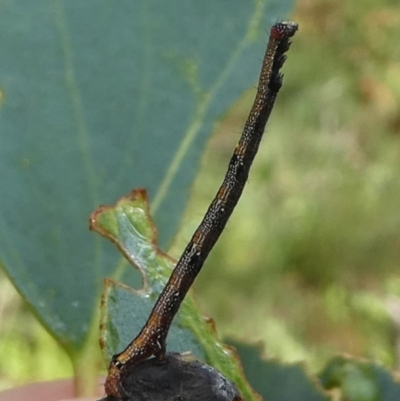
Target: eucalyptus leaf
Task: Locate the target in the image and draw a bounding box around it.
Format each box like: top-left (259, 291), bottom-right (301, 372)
top-left (232, 341), bottom-right (331, 401)
top-left (0, 0), bottom-right (295, 354)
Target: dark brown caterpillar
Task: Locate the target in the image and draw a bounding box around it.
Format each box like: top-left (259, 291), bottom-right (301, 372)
top-left (105, 21), bottom-right (298, 399)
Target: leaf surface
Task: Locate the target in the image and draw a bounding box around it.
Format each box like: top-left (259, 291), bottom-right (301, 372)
top-left (232, 341), bottom-right (331, 401)
top-left (0, 0), bottom-right (295, 352)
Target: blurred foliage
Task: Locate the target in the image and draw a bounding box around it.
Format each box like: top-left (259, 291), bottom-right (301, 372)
top-left (0, 270), bottom-right (72, 389)
top-left (177, 0), bottom-right (400, 370)
top-left (1, 0), bottom-right (400, 392)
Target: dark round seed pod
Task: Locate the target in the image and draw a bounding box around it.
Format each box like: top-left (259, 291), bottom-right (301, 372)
top-left (98, 353), bottom-right (244, 401)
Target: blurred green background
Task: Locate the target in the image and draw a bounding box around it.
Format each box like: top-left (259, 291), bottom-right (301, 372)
top-left (1, 0), bottom-right (400, 391)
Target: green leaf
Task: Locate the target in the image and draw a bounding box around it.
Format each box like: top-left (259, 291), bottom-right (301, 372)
top-left (91, 189), bottom-right (262, 401)
top-left (319, 355), bottom-right (400, 401)
top-left (0, 0), bottom-right (295, 354)
top-left (232, 341), bottom-right (331, 401)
